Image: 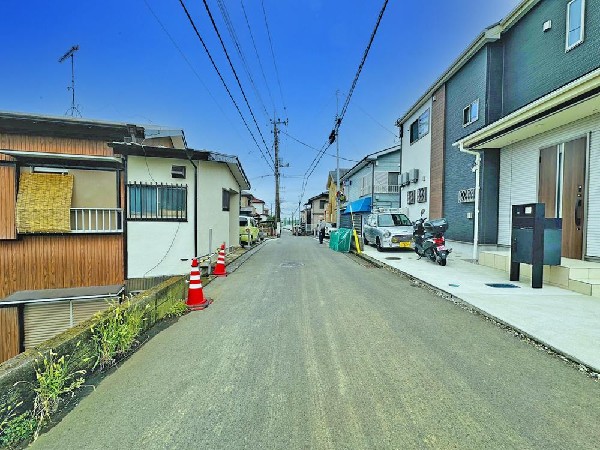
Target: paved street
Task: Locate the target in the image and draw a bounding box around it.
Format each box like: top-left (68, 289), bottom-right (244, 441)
top-left (33, 232), bottom-right (600, 449)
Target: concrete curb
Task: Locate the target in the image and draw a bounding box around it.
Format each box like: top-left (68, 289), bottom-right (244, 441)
top-left (353, 250), bottom-right (600, 378)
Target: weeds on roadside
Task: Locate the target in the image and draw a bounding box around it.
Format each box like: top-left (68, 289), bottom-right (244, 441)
top-left (91, 301), bottom-right (146, 370)
top-left (0, 405), bottom-right (36, 449)
top-left (30, 350), bottom-right (85, 439)
top-left (159, 299), bottom-right (188, 319)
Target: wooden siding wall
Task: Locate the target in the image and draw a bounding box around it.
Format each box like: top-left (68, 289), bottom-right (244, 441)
top-left (0, 234), bottom-right (123, 298)
top-left (0, 165), bottom-right (16, 239)
top-left (0, 133), bottom-right (113, 160)
top-left (0, 307), bottom-right (20, 362)
top-left (429, 84), bottom-right (446, 219)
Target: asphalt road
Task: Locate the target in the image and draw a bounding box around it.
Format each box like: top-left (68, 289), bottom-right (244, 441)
top-left (32, 232), bottom-right (600, 449)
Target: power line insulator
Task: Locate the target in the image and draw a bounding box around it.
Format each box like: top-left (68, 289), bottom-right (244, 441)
top-left (328, 130), bottom-right (336, 145)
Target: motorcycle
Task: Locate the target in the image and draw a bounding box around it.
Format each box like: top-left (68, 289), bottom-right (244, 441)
top-left (413, 209), bottom-right (452, 266)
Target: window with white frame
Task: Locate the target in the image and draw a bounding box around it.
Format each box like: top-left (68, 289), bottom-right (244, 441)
top-left (463, 99), bottom-right (479, 127)
top-left (128, 183), bottom-right (187, 220)
top-left (409, 108), bottom-right (430, 144)
top-left (566, 0), bottom-right (585, 50)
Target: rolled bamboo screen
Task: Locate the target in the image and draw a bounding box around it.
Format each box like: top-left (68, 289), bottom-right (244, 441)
top-left (16, 173), bottom-right (74, 233)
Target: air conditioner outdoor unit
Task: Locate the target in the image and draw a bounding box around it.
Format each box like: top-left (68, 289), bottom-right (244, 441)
top-left (400, 172), bottom-right (410, 186)
top-left (409, 168), bottom-right (419, 183)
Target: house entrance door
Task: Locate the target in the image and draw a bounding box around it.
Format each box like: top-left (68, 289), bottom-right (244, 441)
top-left (538, 137), bottom-right (587, 259)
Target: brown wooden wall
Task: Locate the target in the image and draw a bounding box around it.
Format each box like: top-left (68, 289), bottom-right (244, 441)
top-left (0, 165), bottom-right (16, 239)
top-left (0, 234), bottom-right (123, 299)
top-left (429, 84), bottom-right (446, 219)
top-left (0, 133), bottom-right (112, 160)
top-left (0, 307), bottom-right (20, 363)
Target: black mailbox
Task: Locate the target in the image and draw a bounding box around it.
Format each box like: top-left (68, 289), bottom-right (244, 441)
top-left (510, 203), bottom-right (562, 288)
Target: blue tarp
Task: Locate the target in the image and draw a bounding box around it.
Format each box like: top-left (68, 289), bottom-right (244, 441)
top-left (342, 197), bottom-right (371, 214)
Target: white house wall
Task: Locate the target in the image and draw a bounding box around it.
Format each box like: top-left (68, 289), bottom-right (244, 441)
top-left (498, 113), bottom-right (600, 258)
top-left (401, 98), bottom-right (432, 221)
top-left (126, 156), bottom-right (195, 278)
top-left (197, 161), bottom-right (240, 255)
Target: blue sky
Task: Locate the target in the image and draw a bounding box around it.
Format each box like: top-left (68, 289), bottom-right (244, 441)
top-left (0, 0), bottom-right (520, 216)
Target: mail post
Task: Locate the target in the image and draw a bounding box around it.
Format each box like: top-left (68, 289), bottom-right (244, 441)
top-left (510, 203), bottom-right (562, 288)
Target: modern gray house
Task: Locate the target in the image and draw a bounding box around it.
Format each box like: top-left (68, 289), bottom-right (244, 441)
top-left (397, 0), bottom-right (600, 262)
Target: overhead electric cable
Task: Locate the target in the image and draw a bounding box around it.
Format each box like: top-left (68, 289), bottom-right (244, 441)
top-left (240, 0), bottom-right (276, 112)
top-left (216, 0), bottom-right (270, 119)
top-left (261, 0), bottom-right (287, 114)
top-left (178, 0), bottom-right (273, 170)
top-left (143, 0), bottom-right (247, 143)
top-left (200, 0), bottom-right (274, 163)
top-left (301, 0), bottom-right (389, 200)
top-left (281, 130), bottom-right (358, 163)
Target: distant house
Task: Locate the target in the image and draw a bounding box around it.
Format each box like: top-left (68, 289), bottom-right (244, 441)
top-left (111, 140), bottom-right (250, 279)
top-left (325, 169), bottom-right (349, 224)
top-left (303, 192), bottom-right (328, 233)
top-left (240, 191), bottom-right (255, 217)
top-left (0, 111), bottom-right (142, 363)
top-left (251, 197), bottom-right (269, 222)
top-left (339, 146), bottom-right (401, 235)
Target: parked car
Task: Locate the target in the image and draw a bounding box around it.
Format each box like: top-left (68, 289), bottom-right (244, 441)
top-left (325, 222), bottom-right (337, 238)
top-left (363, 210), bottom-right (413, 251)
top-left (239, 216), bottom-right (260, 247)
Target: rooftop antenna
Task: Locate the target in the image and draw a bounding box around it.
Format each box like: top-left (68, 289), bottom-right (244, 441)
top-left (58, 45), bottom-right (81, 117)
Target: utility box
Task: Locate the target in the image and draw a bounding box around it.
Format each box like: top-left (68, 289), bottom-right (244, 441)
top-left (510, 203), bottom-right (562, 288)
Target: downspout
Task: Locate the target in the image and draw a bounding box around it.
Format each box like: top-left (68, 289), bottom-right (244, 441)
top-left (371, 160), bottom-right (375, 212)
top-left (398, 124), bottom-right (404, 208)
top-left (457, 141), bottom-right (480, 261)
top-left (186, 152), bottom-right (198, 258)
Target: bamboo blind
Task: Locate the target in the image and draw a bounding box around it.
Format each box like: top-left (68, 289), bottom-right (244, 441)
top-left (16, 173), bottom-right (74, 233)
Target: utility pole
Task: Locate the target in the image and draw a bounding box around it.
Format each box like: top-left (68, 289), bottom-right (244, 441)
top-left (336, 90), bottom-right (341, 229)
top-left (272, 117), bottom-right (288, 232)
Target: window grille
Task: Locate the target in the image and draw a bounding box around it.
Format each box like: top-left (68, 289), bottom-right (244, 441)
top-left (417, 187), bottom-right (427, 203)
top-left (457, 188), bottom-right (476, 203)
top-left (128, 183), bottom-right (187, 221)
top-left (407, 190), bottom-right (416, 205)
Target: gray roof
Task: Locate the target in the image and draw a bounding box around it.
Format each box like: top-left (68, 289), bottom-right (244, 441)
top-left (1, 285), bottom-right (124, 305)
top-left (328, 169), bottom-right (350, 184)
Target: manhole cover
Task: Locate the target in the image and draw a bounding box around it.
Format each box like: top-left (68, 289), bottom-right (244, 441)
top-left (385, 257), bottom-right (402, 260)
top-left (280, 262), bottom-right (304, 268)
top-left (485, 283), bottom-right (520, 288)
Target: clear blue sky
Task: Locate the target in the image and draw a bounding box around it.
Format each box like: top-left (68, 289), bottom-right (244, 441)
top-left (0, 0), bottom-right (520, 217)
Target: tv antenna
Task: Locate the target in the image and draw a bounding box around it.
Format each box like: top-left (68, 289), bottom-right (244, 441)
top-left (58, 45), bottom-right (81, 117)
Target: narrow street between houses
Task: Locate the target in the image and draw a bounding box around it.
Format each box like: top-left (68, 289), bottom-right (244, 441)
top-left (32, 232), bottom-right (600, 449)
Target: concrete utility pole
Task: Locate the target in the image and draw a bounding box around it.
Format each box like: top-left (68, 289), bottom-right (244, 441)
top-left (272, 118), bottom-right (288, 229)
top-left (336, 90), bottom-right (341, 229)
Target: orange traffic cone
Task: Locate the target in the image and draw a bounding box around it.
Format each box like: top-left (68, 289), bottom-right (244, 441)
top-left (186, 258), bottom-right (211, 310)
top-left (213, 243), bottom-right (227, 277)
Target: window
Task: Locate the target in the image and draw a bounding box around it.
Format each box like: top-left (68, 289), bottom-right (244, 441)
top-left (463, 99), bottom-right (479, 126)
top-left (388, 172), bottom-right (399, 185)
top-left (222, 189), bottom-right (230, 211)
top-left (377, 213), bottom-right (411, 227)
top-left (319, 200), bottom-right (327, 209)
top-left (407, 190), bottom-right (416, 205)
top-left (566, 0), bottom-right (585, 50)
top-left (409, 109), bottom-right (430, 144)
top-left (417, 187), bottom-right (428, 203)
top-left (128, 183), bottom-right (187, 220)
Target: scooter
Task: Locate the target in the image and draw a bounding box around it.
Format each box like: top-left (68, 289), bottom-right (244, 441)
top-left (413, 209), bottom-right (452, 266)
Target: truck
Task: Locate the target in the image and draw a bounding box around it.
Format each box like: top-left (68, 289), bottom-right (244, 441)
top-left (362, 208), bottom-right (413, 251)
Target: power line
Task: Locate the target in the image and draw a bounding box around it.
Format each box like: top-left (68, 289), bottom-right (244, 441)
top-left (261, 0), bottom-right (287, 115)
top-left (301, 0), bottom-right (389, 201)
top-left (178, 0), bottom-right (273, 171)
top-left (240, 0), bottom-right (276, 113)
top-left (142, 0), bottom-right (246, 145)
top-left (216, 0), bottom-right (270, 119)
top-left (281, 130), bottom-right (358, 163)
top-left (200, 0), bottom-right (274, 163)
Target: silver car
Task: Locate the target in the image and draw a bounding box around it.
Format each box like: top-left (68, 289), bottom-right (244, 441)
top-left (363, 212), bottom-right (413, 251)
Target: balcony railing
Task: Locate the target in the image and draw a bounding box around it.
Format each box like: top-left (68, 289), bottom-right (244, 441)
top-left (374, 184), bottom-right (400, 194)
top-left (70, 208), bottom-right (123, 233)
